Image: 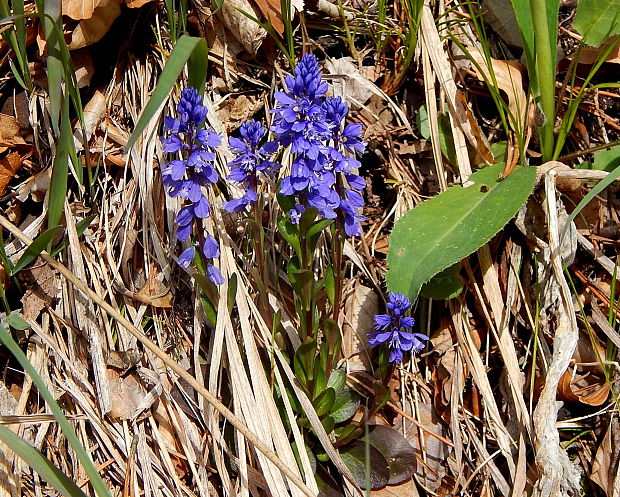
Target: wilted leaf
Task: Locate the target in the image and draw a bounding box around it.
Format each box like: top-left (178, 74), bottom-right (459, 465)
top-left (362, 425), bottom-right (417, 485)
top-left (590, 420), bottom-right (617, 495)
top-left (0, 152), bottom-right (25, 196)
top-left (342, 283), bottom-right (378, 371)
top-left (340, 440), bottom-right (390, 490)
top-left (68, 0), bottom-right (122, 49)
top-left (467, 47), bottom-right (528, 131)
top-left (106, 368), bottom-right (145, 420)
top-left (0, 114), bottom-right (27, 149)
top-left (20, 259), bottom-right (59, 321)
top-left (72, 49), bottom-right (95, 87)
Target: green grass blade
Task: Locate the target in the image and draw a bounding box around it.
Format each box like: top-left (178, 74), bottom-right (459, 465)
top-left (35, 0), bottom-right (63, 133)
top-left (0, 424), bottom-right (90, 497)
top-left (10, 226), bottom-right (62, 275)
top-left (563, 163), bottom-right (620, 237)
top-left (0, 324), bottom-right (112, 497)
top-left (48, 95), bottom-right (72, 230)
top-left (126, 35), bottom-right (208, 152)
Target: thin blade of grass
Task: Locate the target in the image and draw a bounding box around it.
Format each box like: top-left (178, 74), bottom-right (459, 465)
top-left (562, 163), bottom-right (620, 237)
top-left (0, 324), bottom-right (112, 497)
top-left (126, 35), bottom-right (208, 151)
top-left (10, 226), bottom-right (62, 275)
top-left (0, 423), bottom-right (90, 497)
top-left (48, 95), bottom-right (72, 230)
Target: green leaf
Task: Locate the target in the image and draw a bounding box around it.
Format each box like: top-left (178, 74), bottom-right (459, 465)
top-left (416, 104), bottom-right (430, 139)
top-left (325, 265), bottom-right (336, 308)
top-left (313, 387), bottom-right (336, 417)
top-left (5, 312), bottom-right (30, 330)
top-left (387, 163), bottom-right (536, 299)
top-left (339, 440), bottom-right (390, 490)
top-left (574, 0), bottom-right (620, 47)
top-left (438, 113), bottom-right (457, 166)
top-left (330, 389), bottom-right (360, 423)
top-left (278, 216), bottom-right (302, 261)
top-left (187, 37), bottom-right (209, 94)
top-left (0, 425), bottom-right (90, 497)
top-left (0, 325), bottom-right (112, 497)
top-left (288, 268), bottom-right (314, 311)
top-left (419, 262), bottom-right (463, 300)
top-left (577, 145), bottom-right (620, 172)
top-left (293, 338), bottom-right (317, 387)
top-left (10, 226), bottom-right (62, 275)
top-left (362, 425), bottom-right (417, 485)
top-left (126, 35), bottom-right (208, 152)
top-left (327, 369), bottom-right (347, 392)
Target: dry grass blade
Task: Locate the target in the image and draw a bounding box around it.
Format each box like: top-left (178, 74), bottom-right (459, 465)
top-left (0, 213), bottom-right (317, 497)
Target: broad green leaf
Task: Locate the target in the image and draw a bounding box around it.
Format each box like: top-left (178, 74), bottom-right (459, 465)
top-left (0, 425), bottom-right (89, 497)
top-left (0, 325), bottom-right (112, 497)
top-left (126, 35), bottom-right (209, 152)
top-left (339, 440), bottom-right (389, 490)
top-left (574, 0), bottom-right (620, 47)
top-left (330, 389), bottom-right (360, 423)
top-left (10, 226), bottom-right (62, 275)
top-left (362, 425), bottom-right (417, 485)
top-left (387, 163), bottom-right (536, 299)
top-left (576, 145), bottom-right (620, 172)
top-left (420, 262), bottom-right (463, 300)
top-left (294, 338), bottom-right (317, 386)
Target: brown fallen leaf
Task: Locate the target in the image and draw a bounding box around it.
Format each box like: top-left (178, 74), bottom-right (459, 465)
top-left (0, 152), bottom-right (26, 196)
top-left (590, 419), bottom-right (618, 496)
top-left (62, 0), bottom-right (104, 20)
top-left (21, 258), bottom-right (59, 321)
top-left (72, 49), bottom-right (95, 88)
top-left (467, 47), bottom-right (528, 134)
top-left (342, 282), bottom-right (378, 372)
top-left (125, 0), bottom-right (154, 7)
top-left (106, 367), bottom-right (145, 420)
top-left (371, 478), bottom-right (420, 497)
top-left (0, 114), bottom-right (27, 150)
top-left (68, 0), bottom-right (122, 49)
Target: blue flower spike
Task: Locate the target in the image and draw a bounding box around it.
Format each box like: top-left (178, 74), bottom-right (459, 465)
top-left (161, 86), bottom-right (224, 286)
top-left (224, 119), bottom-right (280, 213)
top-left (368, 292), bottom-right (429, 363)
top-left (270, 53), bottom-right (367, 237)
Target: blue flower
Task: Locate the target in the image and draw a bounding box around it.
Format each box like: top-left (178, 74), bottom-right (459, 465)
top-left (161, 86), bottom-right (223, 285)
top-left (224, 120), bottom-right (280, 213)
top-left (272, 53), bottom-right (367, 237)
top-left (368, 292), bottom-right (428, 363)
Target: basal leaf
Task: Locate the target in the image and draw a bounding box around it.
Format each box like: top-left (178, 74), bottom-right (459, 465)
top-left (362, 425), bottom-right (416, 485)
top-left (574, 0), bottom-right (620, 47)
top-left (419, 262), bottom-right (463, 300)
top-left (387, 163), bottom-right (536, 299)
top-left (339, 440), bottom-right (389, 490)
top-left (330, 389), bottom-right (360, 423)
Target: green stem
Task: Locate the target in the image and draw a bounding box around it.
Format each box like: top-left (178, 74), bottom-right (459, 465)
top-left (530, 0), bottom-right (556, 162)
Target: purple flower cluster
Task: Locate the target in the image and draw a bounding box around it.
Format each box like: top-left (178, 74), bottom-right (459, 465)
top-left (271, 53), bottom-right (367, 236)
top-left (368, 293), bottom-right (428, 363)
top-left (224, 120), bottom-right (280, 213)
top-left (161, 87), bottom-right (224, 285)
